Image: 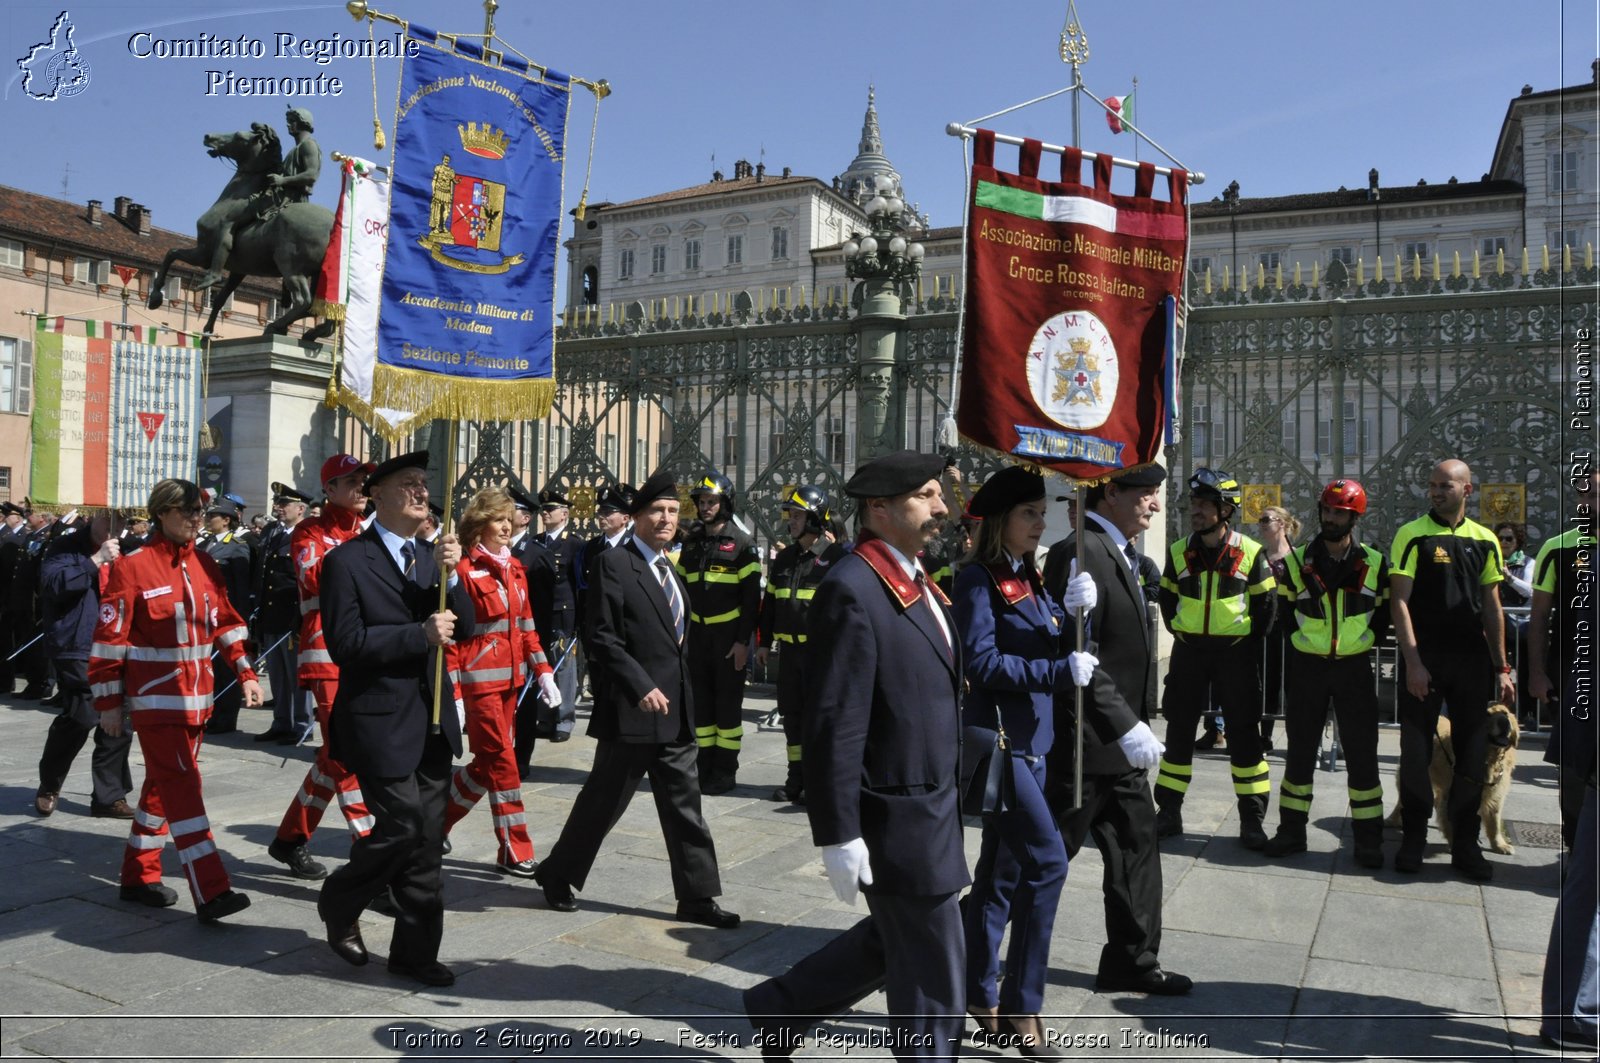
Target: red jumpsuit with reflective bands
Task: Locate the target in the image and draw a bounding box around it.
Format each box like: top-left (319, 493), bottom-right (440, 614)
top-left (90, 534), bottom-right (258, 905)
top-left (274, 504), bottom-right (371, 846)
top-left (444, 546), bottom-right (552, 865)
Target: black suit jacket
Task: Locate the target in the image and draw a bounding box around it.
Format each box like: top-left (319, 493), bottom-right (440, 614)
top-left (1042, 521), bottom-right (1156, 777)
top-left (803, 544), bottom-right (969, 897)
top-left (583, 540), bottom-right (693, 745)
top-left (321, 525), bottom-right (473, 776)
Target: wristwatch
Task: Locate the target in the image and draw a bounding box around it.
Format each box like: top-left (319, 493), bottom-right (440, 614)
top-left (1498, 666), bottom-right (1513, 675)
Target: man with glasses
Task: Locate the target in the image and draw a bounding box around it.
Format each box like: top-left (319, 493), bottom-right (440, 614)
top-left (1390, 458), bottom-right (1514, 880)
top-left (317, 450), bottom-right (471, 986)
top-left (1155, 468), bottom-right (1277, 848)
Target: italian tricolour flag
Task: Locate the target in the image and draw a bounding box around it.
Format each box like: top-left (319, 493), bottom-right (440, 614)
top-left (1105, 91), bottom-right (1133, 134)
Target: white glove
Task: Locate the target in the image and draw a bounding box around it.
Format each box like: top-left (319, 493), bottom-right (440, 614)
top-left (1067, 650), bottom-right (1098, 688)
top-left (1061, 560), bottom-right (1098, 615)
top-left (1116, 720), bottom-right (1165, 771)
top-left (537, 671), bottom-right (562, 708)
top-left (821, 838), bottom-right (874, 905)
top-left (454, 698), bottom-right (466, 731)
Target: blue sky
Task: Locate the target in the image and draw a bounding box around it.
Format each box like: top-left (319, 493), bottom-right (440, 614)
top-left (1, 0), bottom-right (1595, 246)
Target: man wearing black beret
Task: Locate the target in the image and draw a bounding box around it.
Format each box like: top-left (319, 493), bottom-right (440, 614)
top-left (1041, 463), bottom-right (1192, 996)
top-left (746, 450), bottom-right (967, 1060)
top-left (534, 471), bottom-right (737, 929)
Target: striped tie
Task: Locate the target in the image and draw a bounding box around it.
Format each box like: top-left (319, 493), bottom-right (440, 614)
top-left (656, 557), bottom-right (685, 644)
top-left (400, 540), bottom-right (417, 583)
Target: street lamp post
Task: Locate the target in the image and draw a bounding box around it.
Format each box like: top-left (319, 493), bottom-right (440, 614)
top-left (843, 174), bottom-right (925, 461)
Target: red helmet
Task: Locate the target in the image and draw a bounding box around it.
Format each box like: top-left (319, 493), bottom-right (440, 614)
top-left (1320, 479), bottom-right (1368, 515)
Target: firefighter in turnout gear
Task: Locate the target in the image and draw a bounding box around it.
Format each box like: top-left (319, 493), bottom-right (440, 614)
top-left (678, 472), bottom-right (761, 794)
top-left (1264, 480), bottom-right (1391, 867)
top-left (756, 485), bottom-right (846, 804)
top-left (1156, 468), bottom-right (1277, 847)
top-left (266, 454), bottom-right (375, 881)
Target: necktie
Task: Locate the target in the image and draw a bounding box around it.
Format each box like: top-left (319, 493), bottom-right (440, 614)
top-left (1124, 541), bottom-right (1140, 573)
top-left (655, 557), bottom-right (685, 644)
top-left (917, 571), bottom-right (953, 660)
top-left (400, 540), bottom-right (417, 583)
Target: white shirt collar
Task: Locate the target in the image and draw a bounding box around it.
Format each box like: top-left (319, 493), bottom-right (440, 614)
top-left (606, 526), bottom-right (630, 549)
top-left (880, 540), bottom-right (926, 584)
top-left (1085, 510), bottom-right (1137, 567)
top-left (632, 536), bottom-right (671, 569)
top-left (372, 519), bottom-right (417, 570)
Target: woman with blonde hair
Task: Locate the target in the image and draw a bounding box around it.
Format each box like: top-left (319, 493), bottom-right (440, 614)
top-left (1255, 505), bottom-right (1301, 752)
top-left (442, 486), bottom-right (561, 876)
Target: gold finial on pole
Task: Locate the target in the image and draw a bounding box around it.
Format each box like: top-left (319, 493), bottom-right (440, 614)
top-left (1060, 0), bottom-right (1090, 71)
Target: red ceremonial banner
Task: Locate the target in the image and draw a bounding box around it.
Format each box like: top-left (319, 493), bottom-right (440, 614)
top-left (957, 129), bottom-right (1187, 482)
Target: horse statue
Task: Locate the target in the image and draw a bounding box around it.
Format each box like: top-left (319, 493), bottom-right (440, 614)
top-left (148, 123), bottom-right (336, 341)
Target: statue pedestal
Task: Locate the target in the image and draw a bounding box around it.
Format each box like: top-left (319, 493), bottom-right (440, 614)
top-left (201, 335), bottom-right (338, 512)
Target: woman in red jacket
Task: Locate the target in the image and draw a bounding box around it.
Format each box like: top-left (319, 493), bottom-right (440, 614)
top-left (90, 478), bottom-right (263, 922)
top-left (444, 487), bottom-right (560, 875)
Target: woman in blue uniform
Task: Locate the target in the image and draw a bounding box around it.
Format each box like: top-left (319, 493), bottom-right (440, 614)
top-left (954, 465), bottom-right (1091, 1056)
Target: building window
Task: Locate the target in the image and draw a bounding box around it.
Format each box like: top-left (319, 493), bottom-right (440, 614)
top-left (650, 244), bottom-right (667, 275)
top-left (684, 238), bottom-right (701, 271)
top-left (1317, 401), bottom-right (1370, 457)
top-left (0, 240), bottom-right (21, 270)
top-left (726, 234), bottom-right (743, 266)
top-left (1551, 151), bottom-right (1580, 193)
top-left (1328, 247), bottom-right (1355, 265)
top-left (1481, 237), bottom-right (1507, 259)
top-left (632, 439), bottom-right (646, 480)
top-left (618, 248), bottom-right (634, 279)
top-left (72, 258), bottom-right (90, 284)
top-left (0, 337), bottom-right (32, 415)
top-left (1191, 403), bottom-right (1211, 458)
top-left (1257, 252), bottom-right (1280, 271)
top-left (824, 416), bottom-right (847, 466)
top-left (722, 430), bottom-right (739, 467)
top-left (1280, 413), bottom-right (1297, 452)
top-left (1551, 229), bottom-right (1582, 254)
top-left (1402, 241), bottom-right (1429, 263)
top-left (581, 265), bottom-right (598, 305)
top-left (604, 432), bottom-right (619, 471)
top-left (1189, 256), bottom-right (1212, 276)
top-left (771, 226), bottom-right (789, 260)
top-left (0, 467), bottom-right (11, 495)
top-left (769, 426), bottom-right (787, 463)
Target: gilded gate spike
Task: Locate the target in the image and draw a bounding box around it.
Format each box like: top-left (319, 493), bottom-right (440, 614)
top-left (1060, 0), bottom-right (1090, 68)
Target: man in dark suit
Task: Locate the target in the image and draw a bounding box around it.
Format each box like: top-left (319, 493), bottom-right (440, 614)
top-left (531, 486), bottom-right (582, 736)
top-left (745, 450), bottom-right (967, 1062)
top-left (316, 450), bottom-right (473, 988)
top-left (533, 472), bottom-right (738, 930)
top-left (1042, 464), bottom-right (1192, 996)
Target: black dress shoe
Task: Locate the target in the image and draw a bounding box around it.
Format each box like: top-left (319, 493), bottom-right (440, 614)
top-left (326, 919), bottom-right (368, 966)
top-left (496, 857), bottom-right (539, 878)
top-left (17, 685), bottom-right (49, 701)
top-left (120, 882), bottom-right (179, 908)
top-left (1095, 966), bottom-right (1194, 996)
top-left (676, 898), bottom-right (740, 929)
top-left (550, 731), bottom-right (570, 743)
top-left (441, 836), bottom-right (453, 855)
top-left (387, 959), bottom-right (456, 987)
top-left (268, 838), bottom-right (329, 880)
top-left (701, 774), bottom-right (736, 796)
top-left (277, 727), bottom-right (314, 746)
top-left (196, 889), bottom-right (251, 924)
top-left (533, 864), bottom-right (577, 912)
top-left (254, 728), bottom-right (292, 743)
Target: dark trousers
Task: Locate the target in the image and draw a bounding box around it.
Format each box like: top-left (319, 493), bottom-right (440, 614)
top-left (964, 755), bottom-right (1068, 1013)
top-left (1158, 638), bottom-right (1267, 813)
top-left (688, 623), bottom-right (748, 778)
top-left (1054, 767), bottom-right (1163, 980)
top-left (37, 658), bottom-right (132, 806)
top-left (776, 643), bottom-right (808, 791)
top-left (208, 657), bottom-right (242, 732)
top-left (1541, 782), bottom-right (1599, 1042)
top-left (1398, 647), bottom-right (1494, 846)
top-left (744, 892), bottom-right (965, 1062)
top-left (1278, 654), bottom-right (1382, 831)
top-left (319, 732), bottom-right (453, 967)
top-left (541, 737), bottom-right (721, 899)
top-left (262, 628), bottom-right (311, 734)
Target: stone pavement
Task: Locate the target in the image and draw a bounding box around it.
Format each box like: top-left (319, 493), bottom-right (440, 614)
top-left (0, 686), bottom-right (1577, 1062)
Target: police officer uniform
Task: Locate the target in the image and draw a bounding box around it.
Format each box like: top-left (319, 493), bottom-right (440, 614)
top-left (1264, 480), bottom-right (1390, 867)
top-left (9, 509), bottom-right (55, 699)
top-left (0, 502), bottom-right (31, 693)
top-left (254, 484), bottom-right (313, 741)
top-left (527, 487), bottom-right (581, 739)
top-left (756, 485), bottom-right (845, 804)
top-left (201, 502), bottom-right (256, 734)
top-left (1155, 468), bottom-right (1277, 847)
top-left (677, 472), bottom-right (761, 794)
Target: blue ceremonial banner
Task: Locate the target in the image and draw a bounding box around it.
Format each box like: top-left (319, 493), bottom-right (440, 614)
top-left (374, 30), bottom-right (568, 420)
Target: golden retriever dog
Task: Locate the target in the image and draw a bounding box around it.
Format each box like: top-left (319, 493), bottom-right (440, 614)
top-left (1383, 704), bottom-right (1519, 853)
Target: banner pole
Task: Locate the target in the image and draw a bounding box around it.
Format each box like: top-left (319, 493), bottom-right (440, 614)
top-left (428, 418), bottom-right (459, 734)
top-left (1072, 484), bottom-right (1086, 811)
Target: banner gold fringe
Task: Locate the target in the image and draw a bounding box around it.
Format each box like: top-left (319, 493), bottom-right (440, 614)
top-left (311, 300), bottom-right (346, 321)
top-left (369, 362), bottom-right (557, 425)
top-left (324, 379), bottom-right (424, 444)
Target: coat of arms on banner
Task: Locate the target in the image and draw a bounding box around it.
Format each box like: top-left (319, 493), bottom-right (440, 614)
top-left (420, 123), bottom-right (524, 274)
top-left (1032, 310), bottom-right (1118, 429)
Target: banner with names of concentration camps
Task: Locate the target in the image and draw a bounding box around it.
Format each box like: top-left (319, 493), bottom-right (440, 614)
top-left (370, 28), bottom-right (569, 424)
top-left (31, 331), bottom-right (201, 508)
top-left (956, 129), bottom-right (1187, 483)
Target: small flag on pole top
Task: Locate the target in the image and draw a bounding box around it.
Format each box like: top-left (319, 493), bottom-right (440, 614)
top-left (1105, 91), bottom-right (1134, 134)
